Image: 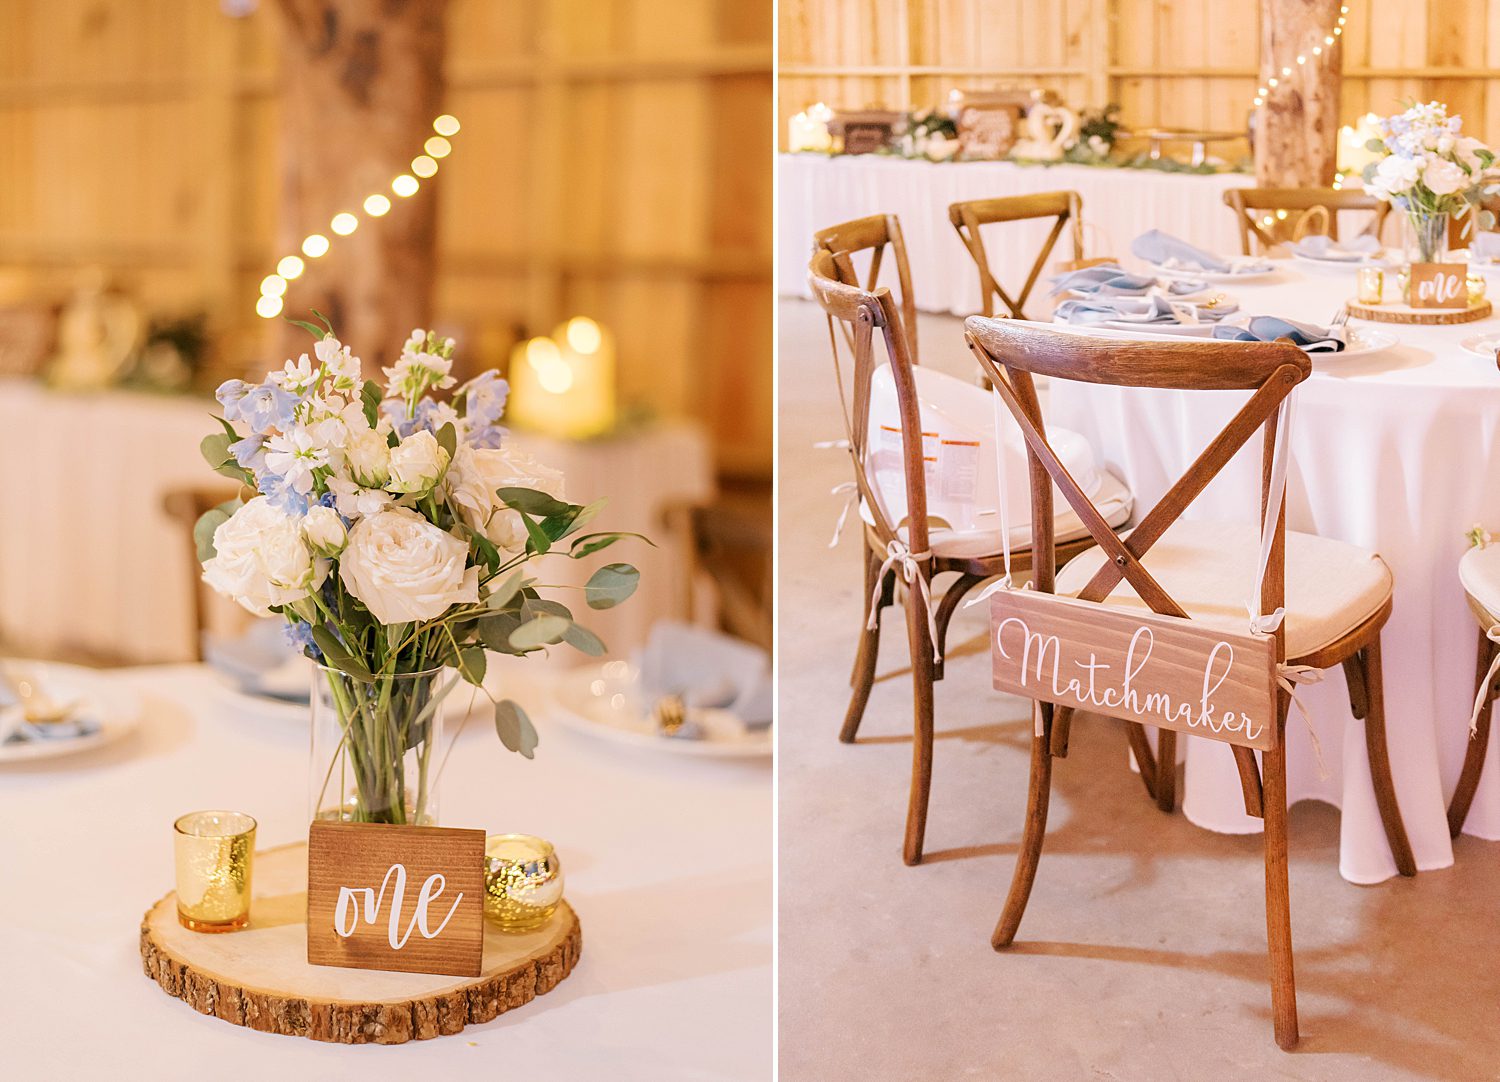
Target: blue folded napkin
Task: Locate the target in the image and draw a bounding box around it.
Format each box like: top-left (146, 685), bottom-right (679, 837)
top-left (637, 620), bottom-right (771, 730)
top-left (1290, 234), bottom-right (1382, 262)
top-left (1131, 229), bottom-right (1273, 274)
top-left (1048, 262), bottom-right (1208, 298)
top-left (1211, 316), bottom-right (1345, 353)
top-left (1054, 294), bottom-right (1239, 326)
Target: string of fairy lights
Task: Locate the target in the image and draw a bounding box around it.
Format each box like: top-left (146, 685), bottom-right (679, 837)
top-left (255, 113), bottom-right (463, 319)
top-left (1250, 4), bottom-right (1348, 112)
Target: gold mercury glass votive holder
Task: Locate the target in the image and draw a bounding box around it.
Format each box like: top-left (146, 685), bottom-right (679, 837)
top-left (173, 811), bottom-right (256, 933)
top-left (484, 834), bottom-right (564, 933)
top-left (1356, 266), bottom-right (1384, 305)
top-left (1469, 273), bottom-right (1488, 305)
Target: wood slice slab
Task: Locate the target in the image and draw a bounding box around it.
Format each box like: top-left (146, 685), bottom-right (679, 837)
top-left (140, 842), bottom-right (580, 1044)
top-left (1346, 298), bottom-right (1492, 324)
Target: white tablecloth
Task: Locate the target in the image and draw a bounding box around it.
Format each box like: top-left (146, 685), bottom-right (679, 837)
top-left (0, 379), bottom-right (712, 664)
top-left (778, 154), bottom-right (1255, 317)
top-left (1043, 261), bottom-right (1500, 884)
top-left (0, 662), bottom-right (771, 1079)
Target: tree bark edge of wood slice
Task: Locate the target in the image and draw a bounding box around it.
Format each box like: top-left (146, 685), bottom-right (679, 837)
top-left (1345, 299), bottom-right (1493, 325)
top-left (139, 842), bottom-right (581, 1044)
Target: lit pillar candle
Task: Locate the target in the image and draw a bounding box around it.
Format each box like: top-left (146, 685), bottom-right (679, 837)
top-left (506, 317), bottom-right (616, 439)
top-left (788, 102), bottom-right (834, 153)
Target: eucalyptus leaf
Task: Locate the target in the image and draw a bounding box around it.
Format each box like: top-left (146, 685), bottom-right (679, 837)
top-left (200, 432), bottom-right (232, 470)
top-left (521, 512), bottom-right (552, 555)
top-left (509, 614), bottom-right (569, 650)
top-left (495, 486), bottom-right (574, 518)
top-left (479, 611), bottom-right (525, 654)
top-left (557, 498), bottom-right (606, 539)
top-left (456, 645), bottom-right (487, 687)
top-left (568, 531), bottom-right (654, 559)
top-left (311, 626), bottom-right (372, 681)
top-left (524, 597), bottom-right (573, 621)
top-left (193, 508), bottom-right (231, 563)
top-left (493, 698), bottom-right (539, 759)
top-left (563, 623), bottom-right (607, 657)
top-left (584, 563), bottom-right (640, 609)
top-left (361, 380), bottom-right (383, 428)
top-left (486, 571), bottom-right (530, 611)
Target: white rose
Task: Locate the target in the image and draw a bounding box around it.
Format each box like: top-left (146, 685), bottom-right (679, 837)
top-left (202, 497), bottom-right (329, 616)
top-left (302, 505), bottom-right (347, 557)
top-left (1423, 156), bottom-right (1467, 196)
top-left (386, 430), bottom-right (449, 494)
top-left (339, 507), bottom-right (479, 624)
top-left (442, 444), bottom-right (499, 534)
top-left (347, 427), bottom-right (392, 487)
top-left (472, 445), bottom-right (567, 551)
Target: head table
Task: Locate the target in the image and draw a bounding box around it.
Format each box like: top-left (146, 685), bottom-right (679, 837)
top-left (0, 662), bottom-right (771, 1079)
top-left (1043, 259), bottom-right (1500, 884)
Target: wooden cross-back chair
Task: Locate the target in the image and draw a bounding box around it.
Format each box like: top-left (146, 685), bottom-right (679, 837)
top-left (1224, 187), bottom-right (1391, 255)
top-left (948, 191), bottom-right (1084, 319)
top-left (813, 213), bottom-right (921, 364)
top-left (1447, 545), bottom-right (1500, 836)
top-left (964, 318), bottom-right (1414, 1049)
top-left (806, 249), bottom-right (1119, 866)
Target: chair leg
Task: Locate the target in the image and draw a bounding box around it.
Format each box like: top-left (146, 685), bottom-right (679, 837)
top-left (1261, 709), bottom-right (1300, 1050)
top-left (841, 547), bottom-right (887, 744)
top-left (1360, 637), bottom-right (1416, 877)
top-left (993, 703), bottom-right (1054, 949)
top-left (1123, 721), bottom-right (1159, 801)
top-left (902, 587), bottom-right (936, 867)
top-left (932, 572), bottom-right (984, 681)
top-left (1155, 729), bottom-right (1178, 812)
top-left (1448, 627), bottom-right (1500, 837)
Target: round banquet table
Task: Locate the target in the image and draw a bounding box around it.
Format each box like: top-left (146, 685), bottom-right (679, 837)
top-left (1043, 258), bottom-right (1500, 884)
top-left (0, 662), bottom-right (771, 1080)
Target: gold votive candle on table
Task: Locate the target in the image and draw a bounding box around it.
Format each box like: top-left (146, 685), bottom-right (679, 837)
top-left (484, 834), bottom-right (564, 933)
top-left (1468, 273), bottom-right (1488, 305)
top-left (173, 811), bottom-right (255, 933)
top-left (1356, 266), bottom-right (1384, 305)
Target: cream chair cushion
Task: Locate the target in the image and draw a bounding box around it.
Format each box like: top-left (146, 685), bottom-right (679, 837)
top-left (911, 469), bottom-right (1133, 560)
top-left (1460, 544), bottom-right (1500, 623)
top-left (1054, 519), bottom-right (1392, 659)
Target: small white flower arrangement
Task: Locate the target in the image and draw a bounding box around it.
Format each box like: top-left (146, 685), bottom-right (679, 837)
top-left (1361, 102), bottom-right (1499, 257)
top-left (197, 314), bottom-right (644, 804)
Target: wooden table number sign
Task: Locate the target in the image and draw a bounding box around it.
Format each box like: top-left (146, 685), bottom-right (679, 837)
top-left (306, 820), bottom-right (487, 978)
top-left (1408, 263), bottom-right (1469, 309)
top-left (990, 590), bottom-right (1278, 750)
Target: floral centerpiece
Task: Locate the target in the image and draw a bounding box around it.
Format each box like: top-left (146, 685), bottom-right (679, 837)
top-left (1361, 101), bottom-right (1498, 262)
top-left (196, 314), bottom-right (643, 825)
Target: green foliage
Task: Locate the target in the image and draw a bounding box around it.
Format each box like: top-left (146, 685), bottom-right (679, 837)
top-left (361, 380), bottom-right (383, 427)
top-left (509, 614), bottom-right (569, 650)
top-left (494, 699), bottom-right (539, 759)
top-left (199, 431), bottom-right (254, 487)
top-left (456, 645), bottom-right (487, 686)
top-left (192, 498), bottom-right (242, 563)
top-left (584, 563), bottom-right (640, 609)
top-left (311, 626), bottom-right (373, 682)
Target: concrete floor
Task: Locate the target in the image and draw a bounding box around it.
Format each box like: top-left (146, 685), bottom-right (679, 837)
top-left (776, 298), bottom-right (1500, 1081)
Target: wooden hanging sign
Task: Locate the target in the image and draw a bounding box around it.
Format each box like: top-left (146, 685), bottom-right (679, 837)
top-left (1407, 262), bottom-right (1469, 309)
top-left (306, 820), bottom-right (486, 978)
top-left (991, 590), bottom-right (1278, 750)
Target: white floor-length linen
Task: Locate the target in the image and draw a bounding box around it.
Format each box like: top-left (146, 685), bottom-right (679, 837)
top-left (1042, 262), bottom-right (1500, 884)
top-left (778, 154), bottom-right (1255, 315)
top-left (0, 662), bottom-right (771, 1079)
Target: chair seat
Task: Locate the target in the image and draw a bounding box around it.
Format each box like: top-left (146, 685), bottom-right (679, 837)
top-left (915, 469), bottom-right (1133, 560)
top-left (1054, 519), bottom-right (1392, 659)
top-left (1460, 543), bottom-right (1500, 624)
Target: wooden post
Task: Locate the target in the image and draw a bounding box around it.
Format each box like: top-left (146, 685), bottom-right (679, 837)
top-left (1256, 0), bottom-right (1342, 187)
top-left (272, 0), bottom-right (446, 366)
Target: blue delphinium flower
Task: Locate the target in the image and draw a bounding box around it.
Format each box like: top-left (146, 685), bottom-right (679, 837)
top-left (216, 379), bottom-right (251, 419)
top-left (463, 371), bottom-right (510, 447)
top-left (229, 432), bottom-right (266, 473)
top-left (282, 619), bottom-right (320, 661)
top-left (466, 423), bottom-right (507, 449)
top-left (382, 398), bottom-right (419, 438)
top-left (258, 470), bottom-right (309, 516)
top-left (231, 379), bottom-right (301, 434)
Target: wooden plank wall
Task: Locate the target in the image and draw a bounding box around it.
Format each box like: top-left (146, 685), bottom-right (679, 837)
top-left (780, 0), bottom-right (1500, 162)
top-left (0, 0), bottom-right (773, 480)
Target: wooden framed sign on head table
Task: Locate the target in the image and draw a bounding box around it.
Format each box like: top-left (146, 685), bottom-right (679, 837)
top-left (990, 590), bottom-right (1278, 750)
top-left (306, 820), bottom-right (487, 978)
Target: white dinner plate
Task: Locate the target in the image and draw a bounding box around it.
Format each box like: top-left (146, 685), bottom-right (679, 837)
top-left (1460, 333), bottom-right (1500, 361)
top-left (1292, 252), bottom-right (1389, 272)
top-left (1143, 260), bottom-right (1279, 283)
top-left (548, 661), bottom-right (772, 759)
top-left (1325, 326), bottom-right (1399, 361)
top-left (0, 662), bottom-right (141, 764)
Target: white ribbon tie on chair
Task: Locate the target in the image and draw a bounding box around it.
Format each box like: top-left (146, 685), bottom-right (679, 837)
top-left (1471, 625), bottom-right (1500, 737)
top-left (868, 538), bottom-right (941, 662)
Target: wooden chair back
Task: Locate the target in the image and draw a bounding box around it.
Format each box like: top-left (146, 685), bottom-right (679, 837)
top-left (163, 482), bottom-right (247, 660)
top-left (948, 191), bottom-right (1084, 318)
top-left (1224, 187), bottom-right (1390, 254)
top-left (660, 499), bottom-right (772, 652)
top-left (806, 248), bottom-right (929, 563)
top-left (813, 213), bottom-right (921, 364)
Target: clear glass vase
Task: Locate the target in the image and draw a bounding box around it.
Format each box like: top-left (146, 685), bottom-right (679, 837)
top-left (1407, 210), bottom-right (1450, 264)
top-left (309, 665), bottom-right (454, 826)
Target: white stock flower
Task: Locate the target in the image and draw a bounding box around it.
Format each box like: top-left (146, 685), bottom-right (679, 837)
top-left (202, 496), bottom-right (329, 616)
top-left (327, 477), bottom-right (393, 520)
top-left (346, 427), bottom-right (392, 487)
top-left (314, 336), bottom-right (361, 391)
top-left (302, 505), bottom-right (347, 557)
top-left (264, 427), bottom-right (329, 495)
top-left (271, 353), bottom-right (319, 396)
top-left (1424, 156), bottom-right (1468, 196)
top-left (386, 429), bottom-right (449, 494)
top-left (339, 507), bottom-right (479, 624)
